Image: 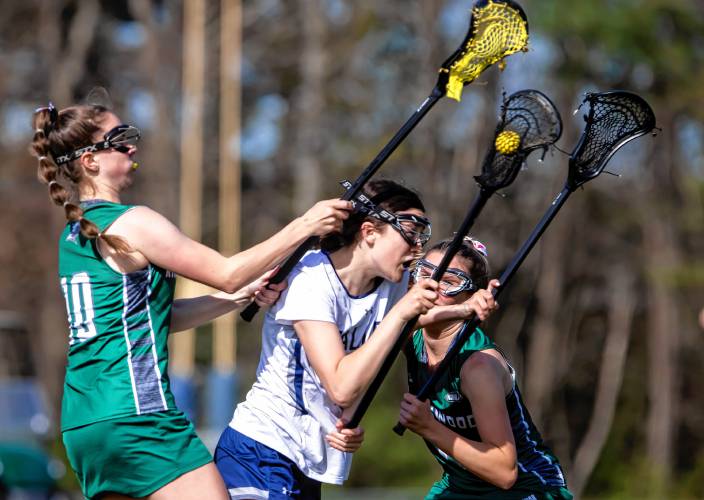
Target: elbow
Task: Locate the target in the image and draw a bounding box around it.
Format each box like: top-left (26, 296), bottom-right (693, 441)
top-left (220, 275), bottom-right (244, 294)
top-left (327, 386), bottom-right (358, 409)
top-left (496, 464), bottom-right (518, 490)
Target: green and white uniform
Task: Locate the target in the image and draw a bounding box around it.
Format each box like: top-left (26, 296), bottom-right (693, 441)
top-left (405, 323), bottom-right (572, 500)
top-left (59, 200), bottom-right (210, 499)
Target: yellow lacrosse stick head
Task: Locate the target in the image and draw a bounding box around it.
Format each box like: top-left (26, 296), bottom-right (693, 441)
top-left (441, 0), bottom-right (529, 102)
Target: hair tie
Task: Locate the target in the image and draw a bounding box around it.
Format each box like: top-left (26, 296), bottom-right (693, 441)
top-left (34, 101), bottom-right (58, 130)
top-left (464, 236), bottom-right (488, 257)
top-left (48, 180), bottom-right (58, 188)
top-left (35, 128), bottom-right (45, 135)
top-left (38, 156), bottom-right (47, 162)
top-left (63, 201), bottom-right (70, 208)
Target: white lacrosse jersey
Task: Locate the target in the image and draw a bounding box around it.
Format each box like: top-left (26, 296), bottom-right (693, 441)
top-left (230, 249), bottom-right (409, 484)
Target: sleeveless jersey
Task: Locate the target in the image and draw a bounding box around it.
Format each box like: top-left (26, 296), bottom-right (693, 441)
top-left (405, 324), bottom-right (572, 499)
top-left (58, 200), bottom-right (176, 431)
top-left (230, 250), bottom-right (409, 484)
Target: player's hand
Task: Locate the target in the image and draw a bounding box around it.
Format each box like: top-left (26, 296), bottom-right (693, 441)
top-left (398, 393), bottom-right (437, 438)
top-left (325, 418), bottom-right (365, 453)
top-left (299, 199), bottom-right (353, 237)
top-left (244, 268), bottom-right (287, 307)
top-left (395, 280), bottom-right (439, 322)
top-left (461, 279), bottom-right (500, 321)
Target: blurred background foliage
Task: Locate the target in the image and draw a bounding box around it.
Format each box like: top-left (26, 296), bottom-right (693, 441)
top-left (1, 0), bottom-right (703, 498)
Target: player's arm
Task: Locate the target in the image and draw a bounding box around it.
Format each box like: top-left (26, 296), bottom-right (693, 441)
top-left (107, 201), bottom-right (350, 293)
top-left (169, 274), bottom-right (285, 333)
top-left (399, 352), bottom-right (518, 490)
top-left (417, 280), bottom-right (499, 327)
top-left (294, 280), bottom-right (438, 408)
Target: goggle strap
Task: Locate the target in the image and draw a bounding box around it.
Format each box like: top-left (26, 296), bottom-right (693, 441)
top-left (340, 180), bottom-right (397, 225)
top-left (54, 124), bottom-right (140, 166)
top-left (55, 140), bottom-right (112, 165)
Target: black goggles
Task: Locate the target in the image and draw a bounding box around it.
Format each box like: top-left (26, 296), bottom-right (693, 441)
top-left (412, 258), bottom-right (476, 296)
top-left (55, 124), bottom-right (141, 165)
top-left (340, 180), bottom-right (432, 248)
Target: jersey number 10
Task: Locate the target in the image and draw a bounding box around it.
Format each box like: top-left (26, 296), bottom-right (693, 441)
top-left (61, 272), bottom-right (98, 344)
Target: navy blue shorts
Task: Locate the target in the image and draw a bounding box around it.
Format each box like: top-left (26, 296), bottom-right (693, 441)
top-left (214, 427), bottom-right (321, 499)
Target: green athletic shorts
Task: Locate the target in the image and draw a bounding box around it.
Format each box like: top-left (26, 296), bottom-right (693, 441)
top-left (62, 410), bottom-right (212, 499)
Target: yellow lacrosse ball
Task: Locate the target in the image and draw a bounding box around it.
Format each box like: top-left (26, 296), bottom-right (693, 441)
top-left (495, 130), bottom-right (521, 154)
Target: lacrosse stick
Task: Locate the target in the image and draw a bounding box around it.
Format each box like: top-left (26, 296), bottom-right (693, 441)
top-left (241, 0), bottom-right (529, 321)
top-left (345, 89), bottom-right (563, 429)
top-left (393, 90), bottom-right (656, 435)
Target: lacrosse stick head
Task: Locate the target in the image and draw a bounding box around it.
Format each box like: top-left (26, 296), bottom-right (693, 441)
top-left (567, 91), bottom-right (656, 190)
top-left (475, 89), bottom-right (563, 191)
top-left (438, 0), bottom-right (529, 102)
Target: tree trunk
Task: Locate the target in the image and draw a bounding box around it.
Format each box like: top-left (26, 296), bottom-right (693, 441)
top-left (570, 269), bottom-right (636, 498)
top-left (522, 188), bottom-right (571, 427)
top-left (640, 111), bottom-right (681, 490)
top-left (292, 0), bottom-right (325, 214)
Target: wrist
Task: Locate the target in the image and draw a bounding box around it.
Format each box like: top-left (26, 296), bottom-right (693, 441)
top-left (422, 418), bottom-right (444, 442)
top-left (284, 217), bottom-right (309, 242)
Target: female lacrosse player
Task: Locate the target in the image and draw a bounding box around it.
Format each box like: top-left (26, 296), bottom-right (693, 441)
top-left (399, 237), bottom-right (573, 500)
top-left (215, 180), bottom-right (497, 499)
top-left (30, 102), bottom-right (351, 500)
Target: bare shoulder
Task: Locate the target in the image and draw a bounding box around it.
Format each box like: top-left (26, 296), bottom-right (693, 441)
top-left (461, 350), bottom-right (505, 379)
top-left (460, 348), bottom-right (512, 396)
top-left (105, 206), bottom-right (178, 239)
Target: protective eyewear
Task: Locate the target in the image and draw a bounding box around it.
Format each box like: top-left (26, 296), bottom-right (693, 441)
top-left (412, 258), bottom-right (476, 296)
top-left (341, 180), bottom-right (432, 248)
top-left (55, 124), bottom-right (141, 165)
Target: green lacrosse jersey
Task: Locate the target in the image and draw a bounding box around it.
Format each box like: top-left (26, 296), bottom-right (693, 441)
top-left (405, 324), bottom-right (572, 500)
top-left (58, 200), bottom-right (176, 432)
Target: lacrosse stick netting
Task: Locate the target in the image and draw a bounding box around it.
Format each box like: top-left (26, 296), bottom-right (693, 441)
top-left (441, 0), bottom-right (529, 101)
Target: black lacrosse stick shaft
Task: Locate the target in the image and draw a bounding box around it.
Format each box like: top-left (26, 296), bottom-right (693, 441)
top-left (346, 189), bottom-right (493, 429)
top-left (240, 88), bottom-right (444, 322)
top-left (393, 186), bottom-right (572, 435)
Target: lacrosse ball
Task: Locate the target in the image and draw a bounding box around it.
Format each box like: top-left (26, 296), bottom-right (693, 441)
top-left (131, 161), bottom-right (139, 171)
top-left (495, 130), bottom-right (521, 154)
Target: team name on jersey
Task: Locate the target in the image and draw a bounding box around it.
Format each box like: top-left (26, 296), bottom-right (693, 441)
top-left (340, 320), bottom-right (380, 352)
top-left (431, 405), bottom-right (476, 430)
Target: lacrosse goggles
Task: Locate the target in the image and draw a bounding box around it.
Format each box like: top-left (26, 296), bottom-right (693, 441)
top-left (340, 180), bottom-right (432, 248)
top-left (412, 258), bottom-right (477, 296)
top-left (55, 124), bottom-right (141, 166)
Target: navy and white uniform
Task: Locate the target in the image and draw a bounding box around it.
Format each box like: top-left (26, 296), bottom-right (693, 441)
top-left (218, 250), bottom-right (408, 494)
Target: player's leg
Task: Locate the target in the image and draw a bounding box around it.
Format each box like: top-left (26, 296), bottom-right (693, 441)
top-left (99, 464), bottom-right (228, 500)
top-left (147, 462), bottom-right (228, 500)
top-left (214, 426), bottom-right (319, 499)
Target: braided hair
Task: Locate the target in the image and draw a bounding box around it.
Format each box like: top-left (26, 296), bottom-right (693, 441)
top-left (30, 103), bottom-right (128, 252)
